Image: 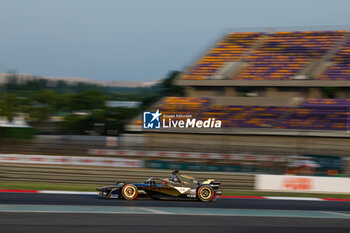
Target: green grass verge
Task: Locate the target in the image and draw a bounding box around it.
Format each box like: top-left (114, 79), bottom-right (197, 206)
top-left (1, 182), bottom-right (350, 199)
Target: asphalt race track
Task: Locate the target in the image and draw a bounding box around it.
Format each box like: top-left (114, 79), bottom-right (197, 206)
top-left (2, 212), bottom-right (350, 233)
top-left (1, 193), bottom-right (350, 211)
top-left (1, 193), bottom-right (350, 233)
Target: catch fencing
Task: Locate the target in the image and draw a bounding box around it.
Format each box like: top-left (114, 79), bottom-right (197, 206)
top-left (88, 149), bottom-right (287, 161)
top-left (0, 154), bottom-right (142, 167)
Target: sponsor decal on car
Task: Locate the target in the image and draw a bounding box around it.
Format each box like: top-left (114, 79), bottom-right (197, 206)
top-left (173, 187), bottom-right (191, 194)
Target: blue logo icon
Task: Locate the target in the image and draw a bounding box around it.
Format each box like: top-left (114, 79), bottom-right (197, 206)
top-left (143, 109), bottom-right (162, 129)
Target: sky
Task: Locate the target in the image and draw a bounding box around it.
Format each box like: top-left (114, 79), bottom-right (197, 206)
top-left (0, 0), bottom-right (350, 82)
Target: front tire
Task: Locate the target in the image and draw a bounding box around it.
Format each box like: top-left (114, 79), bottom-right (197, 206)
top-left (197, 185), bottom-right (214, 202)
top-left (121, 184), bottom-right (138, 200)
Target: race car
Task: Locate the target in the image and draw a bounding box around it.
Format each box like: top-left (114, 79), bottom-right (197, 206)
top-left (96, 170), bottom-right (222, 202)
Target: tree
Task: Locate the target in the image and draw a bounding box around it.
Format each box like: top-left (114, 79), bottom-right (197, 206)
top-left (34, 90), bottom-right (56, 105)
top-left (0, 93), bottom-right (19, 120)
top-left (71, 90), bottom-right (105, 110)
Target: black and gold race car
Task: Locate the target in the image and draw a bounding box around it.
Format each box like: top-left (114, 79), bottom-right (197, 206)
top-left (96, 170), bottom-right (222, 202)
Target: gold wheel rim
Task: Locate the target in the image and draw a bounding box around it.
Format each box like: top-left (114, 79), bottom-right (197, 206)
top-left (124, 186), bottom-right (136, 198)
top-left (199, 187), bottom-right (212, 200)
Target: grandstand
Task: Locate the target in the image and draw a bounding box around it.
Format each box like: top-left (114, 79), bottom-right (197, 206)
top-left (182, 32), bottom-right (264, 80)
top-left (320, 38), bottom-right (350, 80)
top-left (132, 97), bottom-right (349, 131)
top-left (126, 28), bottom-right (350, 157)
top-left (235, 31), bottom-right (346, 80)
top-left (176, 29), bottom-right (350, 99)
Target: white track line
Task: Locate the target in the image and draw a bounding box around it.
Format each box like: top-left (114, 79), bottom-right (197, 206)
top-left (321, 211), bottom-right (350, 218)
top-left (2, 190), bottom-right (348, 202)
top-left (39, 190), bottom-right (98, 195)
top-left (1, 210), bottom-right (349, 219)
top-left (139, 207), bottom-right (170, 215)
top-left (264, 196), bottom-right (324, 201)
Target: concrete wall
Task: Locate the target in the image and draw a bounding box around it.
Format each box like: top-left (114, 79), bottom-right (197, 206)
top-left (185, 86), bottom-right (224, 97)
top-left (336, 88), bottom-right (350, 98)
top-left (256, 174), bottom-right (350, 194)
top-left (222, 87), bottom-right (239, 97)
top-left (185, 86), bottom-right (324, 99)
top-left (0, 164), bottom-right (255, 191)
top-left (308, 88), bottom-right (323, 98)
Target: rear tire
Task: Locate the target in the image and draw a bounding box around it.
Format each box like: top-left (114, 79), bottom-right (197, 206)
top-left (121, 184), bottom-right (138, 200)
top-left (197, 185), bottom-right (214, 202)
